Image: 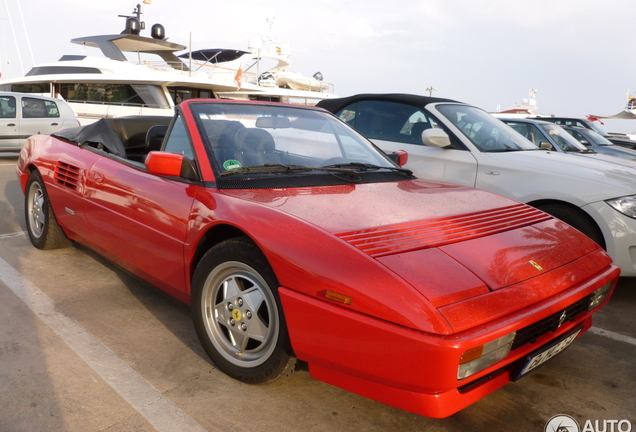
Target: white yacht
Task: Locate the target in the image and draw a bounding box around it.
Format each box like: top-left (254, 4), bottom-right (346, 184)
top-left (0, 7), bottom-right (336, 124)
top-left (491, 88), bottom-right (538, 118)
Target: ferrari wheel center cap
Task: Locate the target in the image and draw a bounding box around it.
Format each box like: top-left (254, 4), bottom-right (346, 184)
top-left (231, 309), bottom-right (242, 321)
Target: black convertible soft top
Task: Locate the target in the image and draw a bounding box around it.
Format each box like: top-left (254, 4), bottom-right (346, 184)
top-left (52, 116), bottom-right (173, 158)
top-left (53, 118), bottom-right (127, 157)
top-left (316, 93), bottom-right (459, 115)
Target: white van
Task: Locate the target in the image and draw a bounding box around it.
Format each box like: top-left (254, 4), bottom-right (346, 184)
top-left (0, 92), bottom-right (78, 151)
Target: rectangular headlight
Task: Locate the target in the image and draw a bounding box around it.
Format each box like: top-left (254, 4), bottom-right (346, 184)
top-left (588, 283), bottom-right (612, 311)
top-left (458, 332), bottom-right (516, 380)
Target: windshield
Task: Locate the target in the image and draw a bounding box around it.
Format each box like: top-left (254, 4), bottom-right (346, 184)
top-left (585, 121), bottom-right (610, 137)
top-left (189, 103), bottom-right (399, 175)
top-left (436, 104), bottom-right (537, 152)
top-left (581, 128), bottom-right (613, 146)
top-left (539, 124), bottom-right (588, 152)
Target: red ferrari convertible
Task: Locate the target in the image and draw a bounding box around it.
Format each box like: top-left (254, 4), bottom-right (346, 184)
top-left (16, 100), bottom-right (619, 418)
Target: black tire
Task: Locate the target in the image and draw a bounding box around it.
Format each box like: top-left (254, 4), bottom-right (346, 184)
top-left (191, 237), bottom-right (296, 384)
top-left (537, 203), bottom-right (606, 249)
top-left (24, 170), bottom-right (72, 250)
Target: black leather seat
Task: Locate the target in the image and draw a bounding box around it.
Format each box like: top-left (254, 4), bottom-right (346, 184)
top-left (235, 128), bottom-right (280, 166)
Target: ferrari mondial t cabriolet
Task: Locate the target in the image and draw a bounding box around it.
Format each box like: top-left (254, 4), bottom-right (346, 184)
top-left (16, 100), bottom-right (618, 418)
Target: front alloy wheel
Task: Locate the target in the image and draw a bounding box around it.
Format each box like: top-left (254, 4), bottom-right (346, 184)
top-left (203, 260), bottom-right (279, 367)
top-left (192, 237), bottom-right (296, 384)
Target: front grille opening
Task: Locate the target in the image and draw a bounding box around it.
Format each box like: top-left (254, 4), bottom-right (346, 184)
top-left (511, 294), bottom-right (592, 351)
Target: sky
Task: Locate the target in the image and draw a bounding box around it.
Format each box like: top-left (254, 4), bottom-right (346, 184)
top-left (2, 0), bottom-right (636, 133)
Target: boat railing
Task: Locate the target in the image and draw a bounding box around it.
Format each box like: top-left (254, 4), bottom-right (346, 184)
top-left (67, 99), bottom-right (170, 108)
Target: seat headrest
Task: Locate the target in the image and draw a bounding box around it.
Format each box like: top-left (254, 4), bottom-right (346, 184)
top-left (145, 125), bottom-right (169, 152)
top-left (236, 128), bottom-right (275, 152)
top-left (411, 122), bottom-right (431, 137)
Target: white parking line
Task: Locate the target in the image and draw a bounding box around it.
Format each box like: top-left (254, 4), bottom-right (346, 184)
top-left (589, 326), bottom-right (636, 346)
top-left (0, 256), bottom-right (210, 432)
top-left (0, 231), bottom-right (26, 239)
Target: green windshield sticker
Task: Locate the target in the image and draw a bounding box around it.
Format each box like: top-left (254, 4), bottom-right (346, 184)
top-left (223, 160), bottom-right (242, 170)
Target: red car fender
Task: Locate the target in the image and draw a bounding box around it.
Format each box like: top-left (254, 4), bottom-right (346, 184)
top-left (184, 188), bottom-right (453, 334)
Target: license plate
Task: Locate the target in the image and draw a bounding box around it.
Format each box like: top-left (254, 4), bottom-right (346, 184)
top-left (515, 327), bottom-right (583, 379)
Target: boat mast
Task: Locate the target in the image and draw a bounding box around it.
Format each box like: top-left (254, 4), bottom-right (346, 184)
top-left (118, 3), bottom-right (145, 29)
top-left (0, 0), bottom-right (36, 76)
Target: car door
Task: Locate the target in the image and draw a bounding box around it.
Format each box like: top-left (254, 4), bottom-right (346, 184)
top-left (336, 100), bottom-right (478, 186)
top-left (20, 96), bottom-right (65, 137)
top-left (0, 95), bottom-right (20, 149)
top-left (82, 115), bottom-right (202, 296)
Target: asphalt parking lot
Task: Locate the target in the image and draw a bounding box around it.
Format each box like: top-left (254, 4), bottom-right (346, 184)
top-left (1, 153), bottom-right (635, 432)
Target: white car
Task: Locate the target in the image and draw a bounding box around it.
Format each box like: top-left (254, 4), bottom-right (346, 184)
top-left (0, 92), bottom-right (78, 152)
top-left (317, 94), bottom-right (636, 276)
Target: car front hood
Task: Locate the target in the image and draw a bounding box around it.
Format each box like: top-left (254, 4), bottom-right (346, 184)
top-left (223, 180), bottom-right (607, 331)
top-left (570, 151), bottom-right (636, 167)
top-left (477, 150), bottom-right (636, 201)
top-left (223, 179), bottom-right (527, 234)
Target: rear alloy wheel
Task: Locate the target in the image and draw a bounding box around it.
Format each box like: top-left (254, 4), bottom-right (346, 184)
top-left (25, 170), bottom-right (71, 250)
top-left (192, 237), bottom-right (296, 384)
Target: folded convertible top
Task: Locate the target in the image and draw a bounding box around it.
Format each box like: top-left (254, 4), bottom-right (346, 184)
top-left (52, 118), bottom-right (127, 157)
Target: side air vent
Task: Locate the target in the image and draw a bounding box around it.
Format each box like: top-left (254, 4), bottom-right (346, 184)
top-left (337, 204), bottom-right (552, 258)
top-left (54, 161), bottom-right (81, 190)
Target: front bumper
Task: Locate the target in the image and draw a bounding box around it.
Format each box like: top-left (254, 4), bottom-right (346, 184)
top-left (279, 263), bottom-right (619, 418)
top-left (584, 200), bottom-right (636, 276)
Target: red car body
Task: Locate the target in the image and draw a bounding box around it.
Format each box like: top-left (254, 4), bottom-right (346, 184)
top-left (16, 100), bottom-right (619, 418)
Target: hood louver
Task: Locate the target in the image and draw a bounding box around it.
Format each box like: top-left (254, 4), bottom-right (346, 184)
top-left (336, 204), bottom-right (551, 258)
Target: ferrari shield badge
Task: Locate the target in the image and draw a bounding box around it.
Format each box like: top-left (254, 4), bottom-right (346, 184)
top-left (231, 309), bottom-right (242, 321)
top-left (529, 260), bottom-right (544, 271)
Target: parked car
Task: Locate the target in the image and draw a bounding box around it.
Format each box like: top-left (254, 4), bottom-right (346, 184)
top-left (532, 116), bottom-right (636, 149)
top-left (317, 93), bottom-right (636, 276)
top-left (17, 99), bottom-right (619, 418)
top-left (0, 92), bottom-right (78, 151)
top-left (561, 125), bottom-right (636, 161)
top-left (502, 117), bottom-right (591, 152)
top-left (501, 118), bottom-right (636, 166)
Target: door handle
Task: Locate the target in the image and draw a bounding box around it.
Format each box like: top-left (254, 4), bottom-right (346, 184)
top-left (51, 123), bottom-right (59, 126)
top-left (7, 123), bottom-right (15, 127)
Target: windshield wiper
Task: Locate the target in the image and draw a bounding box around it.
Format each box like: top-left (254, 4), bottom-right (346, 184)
top-left (321, 162), bottom-right (414, 177)
top-left (219, 164), bottom-right (362, 182)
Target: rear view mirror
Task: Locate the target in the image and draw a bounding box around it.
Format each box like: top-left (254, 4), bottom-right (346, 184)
top-left (422, 128), bottom-right (451, 148)
top-left (255, 117), bottom-right (291, 128)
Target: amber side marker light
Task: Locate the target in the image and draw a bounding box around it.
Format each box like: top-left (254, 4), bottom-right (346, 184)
top-left (458, 332), bottom-right (516, 380)
top-left (324, 290), bottom-right (352, 305)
